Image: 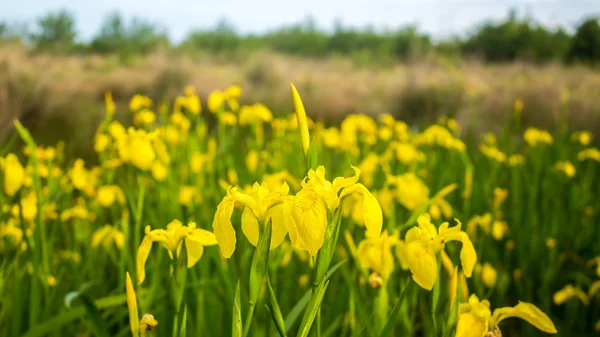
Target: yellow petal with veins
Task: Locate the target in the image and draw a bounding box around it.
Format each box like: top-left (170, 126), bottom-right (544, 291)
top-left (456, 312), bottom-right (487, 337)
top-left (405, 240), bottom-right (438, 290)
top-left (290, 187), bottom-right (328, 256)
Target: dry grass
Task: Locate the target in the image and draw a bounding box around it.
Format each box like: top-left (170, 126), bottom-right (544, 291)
top-left (1, 41), bottom-right (600, 146)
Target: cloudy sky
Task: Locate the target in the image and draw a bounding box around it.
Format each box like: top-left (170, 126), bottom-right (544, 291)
top-left (2, 0), bottom-right (599, 41)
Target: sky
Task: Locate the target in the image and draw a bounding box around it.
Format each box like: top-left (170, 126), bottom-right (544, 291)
top-left (2, 0), bottom-right (599, 41)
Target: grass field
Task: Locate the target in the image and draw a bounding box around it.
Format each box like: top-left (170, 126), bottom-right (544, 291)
top-left (2, 42), bottom-right (600, 150)
top-left (1, 63), bottom-right (599, 336)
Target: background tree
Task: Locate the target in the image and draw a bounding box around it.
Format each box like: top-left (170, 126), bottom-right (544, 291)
top-left (89, 12), bottom-right (169, 57)
top-left (568, 18), bottom-right (600, 65)
top-left (30, 9), bottom-right (76, 53)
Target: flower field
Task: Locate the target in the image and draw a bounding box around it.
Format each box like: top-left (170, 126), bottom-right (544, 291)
top-left (0, 83), bottom-right (599, 337)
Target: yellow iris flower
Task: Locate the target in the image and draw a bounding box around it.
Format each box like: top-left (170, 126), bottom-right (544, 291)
top-left (3, 153), bottom-right (25, 196)
top-left (137, 220), bottom-right (217, 284)
top-left (286, 165), bottom-right (382, 256)
top-left (456, 294), bottom-right (557, 337)
top-left (213, 182), bottom-right (289, 258)
top-left (524, 127), bottom-right (553, 147)
top-left (357, 230), bottom-right (398, 280)
top-left (553, 284), bottom-right (590, 306)
top-left (405, 213), bottom-right (476, 290)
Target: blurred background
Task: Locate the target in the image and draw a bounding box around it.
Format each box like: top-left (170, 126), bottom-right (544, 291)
top-left (1, 1), bottom-right (599, 158)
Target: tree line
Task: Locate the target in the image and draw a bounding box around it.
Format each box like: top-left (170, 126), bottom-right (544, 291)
top-left (1, 10), bottom-right (599, 65)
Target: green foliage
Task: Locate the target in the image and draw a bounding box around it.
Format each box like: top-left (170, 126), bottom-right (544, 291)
top-left (30, 9), bottom-right (76, 53)
top-left (568, 18), bottom-right (600, 65)
top-left (9, 9), bottom-right (600, 65)
top-left (462, 15), bottom-right (571, 63)
top-left (89, 12), bottom-right (169, 59)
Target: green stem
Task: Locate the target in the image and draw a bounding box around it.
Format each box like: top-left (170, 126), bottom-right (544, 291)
top-left (172, 313), bottom-right (179, 337)
top-left (315, 305), bottom-right (321, 337)
top-left (241, 304), bottom-right (255, 337)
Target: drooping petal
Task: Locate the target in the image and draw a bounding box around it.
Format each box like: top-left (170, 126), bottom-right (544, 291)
top-left (241, 207), bottom-right (260, 247)
top-left (241, 204), bottom-right (288, 250)
top-left (290, 187), bottom-right (328, 256)
top-left (267, 203), bottom-right (288, 249)
top-left (405, 240), bottom-right (438, 290)
top-left (493, 302), bottom-right (557, 334)
top-left (184, 238), bottom-right (205, 268)
top-left (456, 312), bottom-right (488, 337)
top-left (442, 230), bottom-right (477, 277)
top-left (284, 198), bottom-right (308, 251)
top-left (340, 183), bottom-right (382, 239)
top-left (212, 198), bottom-right (237, 258)
top-left (136, 235), bottom-right (153, 284)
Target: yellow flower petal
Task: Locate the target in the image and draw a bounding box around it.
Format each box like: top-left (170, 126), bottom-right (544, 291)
top-left (290, 187), bottom-right (328, 256)
top-left (125, 272), bottom-right (139, 336)
top-left (340, 183), bottom-right (382, 239)
top-left (417, 213), bottom-right (438, 239)
top-left (3, 154), bottom-right (25, 196)
top-left (184, 238), bottom-right (205, 268)
top-left (136, 236), bottom-right (153, 284)
top-left (494, 302), bottom-right (557, 334)
top-left (242, 207), bottom-right (260, 247)
top-left (241, 204), bottom-right (288, 250)
top-left (441, 230), bottom-right (477, 278)
top-left (290, 83), bottom-right (311, 156)
top-left (268, 203), bottom-right (289, 249)
top-left (332, 166), bottom-right (360, 193)
top-left (405, 240), bottom-right (438, 290)
top-left (186, 228), bottom-right (218, 246)
top-left (456, 312), bottom-right (487, 337)
top-left (212, 198), bottom-right (237, 258)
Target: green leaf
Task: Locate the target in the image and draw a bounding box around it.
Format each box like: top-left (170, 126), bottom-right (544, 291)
top-left (64, 282), bottom-right (97, 308)
top-left (429, 255), bottom-right (443, 335)
top-left (22, 294), bottom-right (126, 337)
top-left (249, 219), bottom-right (272, 305)
top-left (283, 289), bottom-right (311, 334)
top-left (180, 305), bottom-right (188, 337)
top-left (171, 242), bottom-right (188, 313)
top-left (296, 280), bottom-right (330, 337)
top-left (282, 259), bottom-right (346, 335)
top-left (266, 277), bottom-right (287, 337)
top-left (78, 295), bottom-right (111, 337)
top-left (314, 206), bottom-right (343, 285)
top-left (322, 315), bottom-right (343, 337)
top-left (379, 278), bottom-right (412, 337)
top-left (232, 281), bottom-right (243, 337)
top-left (444, 274), bottom-right (462, 337)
